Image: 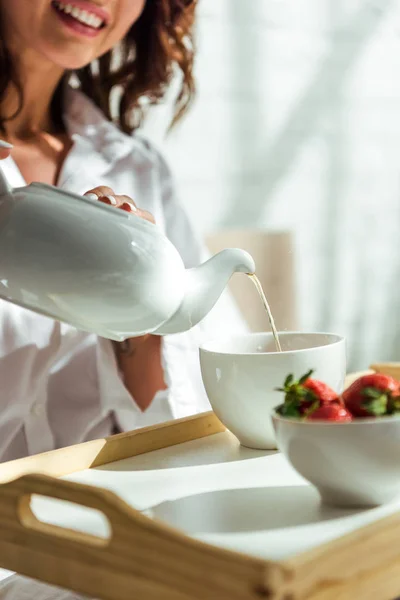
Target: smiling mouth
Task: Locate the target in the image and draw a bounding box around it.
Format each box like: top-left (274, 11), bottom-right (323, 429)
top-left (51, 1), bottom-right (107, 31)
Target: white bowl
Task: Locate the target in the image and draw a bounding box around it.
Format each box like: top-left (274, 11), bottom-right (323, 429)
top-left (272, 413), bottom-right (400, 507)
top-left (199, 332), bottom-right (346, 450)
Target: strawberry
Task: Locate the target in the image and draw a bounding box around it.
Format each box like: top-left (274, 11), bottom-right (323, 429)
top-left (305, 401), bottom-right (352, 422)
top-left (276, 370), bottom-right (339, 418)
top-left (301, 378), bottom-right (339, 404)
top-left (342, 373), bottom-right (400, 417)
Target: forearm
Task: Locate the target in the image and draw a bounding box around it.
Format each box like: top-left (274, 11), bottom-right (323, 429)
top-left (113, 335), bottom-right (167, 411)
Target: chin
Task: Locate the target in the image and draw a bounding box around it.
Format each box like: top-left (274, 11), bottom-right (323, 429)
top-left (39, 44), bottom-right (99, 71)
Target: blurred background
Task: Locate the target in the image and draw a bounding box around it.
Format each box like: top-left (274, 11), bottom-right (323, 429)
top-left (143, 0), bottom-right (400, 371)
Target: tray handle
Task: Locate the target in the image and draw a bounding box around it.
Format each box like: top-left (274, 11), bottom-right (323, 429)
top-left (0, 473), bottom-right (166, 598)
top-left (0, 473), bottom-right (143, 548)
top-left (7, 473), bottom-right (128, 547)
top-left (0, 474), bottom-right (288, 600)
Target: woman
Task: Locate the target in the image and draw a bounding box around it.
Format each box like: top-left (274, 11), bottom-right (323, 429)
top-left (0, 0), bottom-right (247, 597)
top-left (0, 0), bottom-right (246, 465)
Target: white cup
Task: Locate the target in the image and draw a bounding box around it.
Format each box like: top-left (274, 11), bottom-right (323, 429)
top-left (200, 332), bottom-right (346, 449)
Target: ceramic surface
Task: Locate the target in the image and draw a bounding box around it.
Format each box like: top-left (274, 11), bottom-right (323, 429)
top-left (15, 430), bottom-right (400, 562)
top-left (0, 171), bottom-right (255, 339)
top-left (273, 412), bottom-right (400, 507)
top-left (200, 332), bottom-right (346, 449)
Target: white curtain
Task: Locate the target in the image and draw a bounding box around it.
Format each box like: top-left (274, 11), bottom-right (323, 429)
top-left (143, 0), bottom-right (400, 371)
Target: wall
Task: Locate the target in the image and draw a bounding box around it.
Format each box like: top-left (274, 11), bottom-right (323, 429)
top-left (143, 0), bottom-right (400, 370)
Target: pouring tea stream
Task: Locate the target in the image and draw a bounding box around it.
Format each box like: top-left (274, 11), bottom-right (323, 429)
top-left (0, 165), bottom-right (283, 343)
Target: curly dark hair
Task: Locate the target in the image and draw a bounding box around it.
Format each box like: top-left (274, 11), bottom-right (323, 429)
top-left (0, 0), bottom-right (197, 135)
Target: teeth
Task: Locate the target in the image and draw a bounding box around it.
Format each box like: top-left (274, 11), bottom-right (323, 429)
top-left (92, 15), bottom-right (102, 27)
top-left (80, 10), bottom-right (91, 25)
top-left (53, 1), bottom-right (104, 29)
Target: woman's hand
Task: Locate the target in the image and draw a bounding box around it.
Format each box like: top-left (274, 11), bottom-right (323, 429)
top-left (83, 185), bottom-right (166, 411)
top-left (84, 185), bottom-right (155, 223)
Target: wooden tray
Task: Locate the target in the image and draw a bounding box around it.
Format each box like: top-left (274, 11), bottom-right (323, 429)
top-left (0, 364), bottom-right (398, 600)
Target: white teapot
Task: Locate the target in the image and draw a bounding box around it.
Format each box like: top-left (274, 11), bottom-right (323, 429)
top-left (0, 166), bottom-right (255, 340)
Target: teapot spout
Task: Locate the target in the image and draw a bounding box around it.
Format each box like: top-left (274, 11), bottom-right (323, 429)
top-left (153, 248), bottom-right (255, 335)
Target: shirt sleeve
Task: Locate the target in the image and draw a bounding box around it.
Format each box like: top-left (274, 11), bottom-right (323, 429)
top-left (96, 336), bottom-right (176, 431)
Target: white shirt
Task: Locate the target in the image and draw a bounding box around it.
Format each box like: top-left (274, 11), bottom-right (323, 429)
top-left (0, 88), bottom-right (247, 463)
top-left (0, 90), bottom-right (249, 599)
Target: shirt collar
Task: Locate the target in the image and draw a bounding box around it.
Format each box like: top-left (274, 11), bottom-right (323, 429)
top-left (1, 87), bottom-right (155, 192)
top-left (63, 86), bottom-right (153, 168)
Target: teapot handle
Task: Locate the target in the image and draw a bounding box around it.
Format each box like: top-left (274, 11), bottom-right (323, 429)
top-left (0, 163), bottom-right (12, 197)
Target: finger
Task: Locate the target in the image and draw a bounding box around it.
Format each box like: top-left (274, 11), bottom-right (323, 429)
top-left (112, 199), bottom-right (154, 222)
top-left (136, 209), bottom-right (156, 224)
top-left (84, 186), bottom-right (122, 207)
top-left (84, 186), bottom-right (115, 199)
top-left (112, 199), bottom-right (155, 223)
top-left (84, 188), bottom-right (136, 211)
top-left (83, 187), bottom-right (155, 222)
top-left (112, 194), bottom-right (138, 213)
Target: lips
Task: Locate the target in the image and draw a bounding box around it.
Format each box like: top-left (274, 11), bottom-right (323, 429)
top-left (51, 1), bottom-right (110, 31)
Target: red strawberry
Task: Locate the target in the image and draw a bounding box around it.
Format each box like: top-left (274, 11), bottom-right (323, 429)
top-left (305, 401), bottom-right (352, 422)
top-left (302, 378), bottom-right (339, 404)
top-left (276, 370), bottom-right (339, 418)
top-left (342, 373), bottom-right (400, 417)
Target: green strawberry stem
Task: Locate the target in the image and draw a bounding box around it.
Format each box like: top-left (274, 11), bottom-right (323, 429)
top-left (299, 369), bottom-right (314, 384)
top-left (276, 402), bottom-right (299, 417)
top-left (275, 370), bottom-right (317, 418)
top-left (361, 387), bottom-right (399, 416)
top-left (302, 399), bottom-right (322, 418)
